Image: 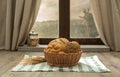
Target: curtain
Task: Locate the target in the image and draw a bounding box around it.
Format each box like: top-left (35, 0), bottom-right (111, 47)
top-left (0, 0), bottom-right (41, 50)
top-left (0, 0), bottom-right (6, 49)
top-left (90, 0), bottom-right (120, 51)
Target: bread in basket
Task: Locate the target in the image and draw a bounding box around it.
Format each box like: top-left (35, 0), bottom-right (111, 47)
top-left (44, 38), bottom-right (82, 67)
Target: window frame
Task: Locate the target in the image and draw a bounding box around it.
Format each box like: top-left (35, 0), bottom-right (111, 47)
top-left (38, 0), bottom-right (103, 45)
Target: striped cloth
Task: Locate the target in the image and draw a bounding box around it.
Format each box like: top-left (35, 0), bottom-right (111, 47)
top-left (11, 55), bottom-right (110, 72)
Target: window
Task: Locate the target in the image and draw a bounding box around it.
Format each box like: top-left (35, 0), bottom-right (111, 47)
top-left (32, 0), bottom-right (103, 44)
top-left (70, 0), bottom-right (99, 38)
top-left (32, 0), bottom-right (59, 38)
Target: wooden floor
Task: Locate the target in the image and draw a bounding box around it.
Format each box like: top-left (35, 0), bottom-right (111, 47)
top-left (0, 51), bottom-right (120, 77)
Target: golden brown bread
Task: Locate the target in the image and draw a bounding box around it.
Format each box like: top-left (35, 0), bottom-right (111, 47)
top-left (65, 41), bottom-right (81, 53)
top-left (22, 57), bottom-right (46, 64)
top-left (45, 38), bottom-right (69, 53)
top-left (45, 38), bottom-right (81, 53)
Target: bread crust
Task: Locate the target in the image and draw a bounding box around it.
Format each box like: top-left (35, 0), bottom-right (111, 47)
top-left (45, 38), bottom-right (81, 53)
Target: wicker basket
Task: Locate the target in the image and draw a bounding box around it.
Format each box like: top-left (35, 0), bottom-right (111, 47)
top-left (44, 50), bottom-right (83, 67)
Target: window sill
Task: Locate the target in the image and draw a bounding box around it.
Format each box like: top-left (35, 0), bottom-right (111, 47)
top-left (18, 44), bottom-right (110, 52)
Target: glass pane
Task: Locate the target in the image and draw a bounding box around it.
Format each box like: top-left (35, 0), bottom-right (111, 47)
top-left (70, 0), bottom-right (99, 38)
top-left (32, 0), bottom-right (59, 38)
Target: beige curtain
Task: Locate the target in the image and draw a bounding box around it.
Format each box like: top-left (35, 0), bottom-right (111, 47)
top-left (90, 0), bottom-right (120, 51)
top-left (0, 0), bottom-right (6, 49)
top-left (0, 0), bottom-right (41, 50)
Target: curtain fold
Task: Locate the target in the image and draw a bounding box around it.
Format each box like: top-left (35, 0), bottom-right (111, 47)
top-left (0, 0), bottom-right (6, 49)
top-left (111, 0), bottom-right (120, 51)
top-left (90, 0), bottom-right (120, 51)
top-left (0, 0), bottom-right (41, 50)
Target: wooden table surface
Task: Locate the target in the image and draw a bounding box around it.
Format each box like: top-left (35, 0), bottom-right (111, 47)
top-left (0, 51), bottom-right (120, 77)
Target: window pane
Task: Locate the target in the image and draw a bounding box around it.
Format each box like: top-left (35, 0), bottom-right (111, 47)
top-left (32, 0), bottom-right (59, 38)
top-left (70, 0), bottom-right (99, 38)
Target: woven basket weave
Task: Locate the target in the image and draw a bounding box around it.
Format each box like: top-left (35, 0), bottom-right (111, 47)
top-left (44, 50), bottom-right (82, 67)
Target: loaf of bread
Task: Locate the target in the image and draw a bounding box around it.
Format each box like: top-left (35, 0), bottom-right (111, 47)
top-left (45, 38), bottom-right (81, 53)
